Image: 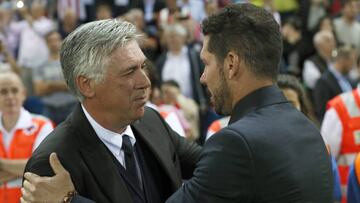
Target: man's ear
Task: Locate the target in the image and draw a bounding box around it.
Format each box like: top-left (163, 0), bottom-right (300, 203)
top-left (76, 76), bottom-right (95, 98)
top-left (224, 51), bottom-right (242, 80)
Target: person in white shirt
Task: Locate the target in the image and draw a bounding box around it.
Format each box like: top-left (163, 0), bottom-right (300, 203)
top-left (303, 30), bottom-right (336, 90)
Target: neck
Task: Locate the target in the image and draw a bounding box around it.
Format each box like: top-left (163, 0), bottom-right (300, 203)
top-left (170, 47), bottom-right (183, 55)
top-left (334, 62), bottom-right (347, 75)
top-left (49, 53), bottom-right (60, 60)
top-left (344, 16), bottom-right (354, 24)
top-left (82, 101), bottom-right (127, 134)
top-left (231, 76), bottom-right (274, 110)
top-left (2, 112), bottom-right (20, 132)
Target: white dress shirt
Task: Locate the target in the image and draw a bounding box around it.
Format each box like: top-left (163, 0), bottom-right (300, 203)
top-left (81, 105), bottom-right (136, 169)
top-left (162, 46), bottom-right (193, 99)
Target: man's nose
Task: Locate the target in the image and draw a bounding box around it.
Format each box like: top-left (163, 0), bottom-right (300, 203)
top-left (138, 70), bottom-right (151, 89)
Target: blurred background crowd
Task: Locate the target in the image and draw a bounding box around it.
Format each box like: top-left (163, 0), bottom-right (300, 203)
top-left (0, 0), bottom-right (360, 202)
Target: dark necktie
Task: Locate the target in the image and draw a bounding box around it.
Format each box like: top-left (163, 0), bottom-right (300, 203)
top-left (122, 135), bottom-right (141, 187)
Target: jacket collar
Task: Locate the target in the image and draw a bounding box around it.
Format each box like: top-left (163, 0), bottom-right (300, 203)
top-left (70, 104), bottom-right (180, 202)
top-left (229, 85), bottom-right (289, 125)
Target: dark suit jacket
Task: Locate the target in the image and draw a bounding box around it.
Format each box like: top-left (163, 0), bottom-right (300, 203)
top-left (313, 70), bottom-right (344, 121)
top-left (24, 104), bottom-right (201, 203)
top-left (167, 86), bottom-right (333, 203)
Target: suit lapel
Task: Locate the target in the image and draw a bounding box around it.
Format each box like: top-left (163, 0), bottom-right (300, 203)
top-left (132, 119), bottom-right (182, 188)
top-left (73, 105), bottom-right (132, 203)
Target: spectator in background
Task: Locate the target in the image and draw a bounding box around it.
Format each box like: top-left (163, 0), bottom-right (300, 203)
top-left (59, 8), bottom-right (79, 38)
top-left (303, 30), bottom-right (336, 91)
top-left (156, 23), bottom-right (207, 111)
top-left (281, 17), bottom-right (314, 76)
top-left (161, 80), bottom-right (199, 141)
top-left (0, 3), bottom-right (21, 58)
top-left (132, 0), bottom-right (165, 28)
top-left (96, 3), bottom-right (112, 20)
top-left (177, 0), bottom-right (206, 24)
top-left (321, 55), bottom-right (360, 200)
top-left (204, 0), bottom-right (219, 17)
top-left (144, 60), bottom-right (186, 137)
top-left (313, 45), bottom-right (356, 121)
top-left (277, 74), bottom-right (318, 125)
top-left (0, 71), bottom-right (53, 203)
top-left (33, 31), bottom-right (77, 125)
top-left (55, 0), bottom-right (87, 23)
top-left (17, 1), bottom-right (55, 69)
top-left (124, 9), bottom-right (161, 61)
top-left (333, 0), bottom-right (360, 51)
top-left (0, 39), bottom-right (21, 74)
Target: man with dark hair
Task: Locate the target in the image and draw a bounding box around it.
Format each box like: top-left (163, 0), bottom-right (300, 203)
top-left (167, 4), bottom-right (332, 202)
top-left (21, 4), bottom-right (332, 203)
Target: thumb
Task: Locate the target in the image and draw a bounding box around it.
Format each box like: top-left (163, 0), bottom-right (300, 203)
top-left (49, 152), bottom-right (66, 175)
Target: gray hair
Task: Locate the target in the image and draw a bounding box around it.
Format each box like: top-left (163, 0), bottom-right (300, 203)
top-left (313, 30), bottom-right (334, 47)
top-left (60, 19), bottom-right (141, 101)
top-left (163, 23), bottom-right (187, 37)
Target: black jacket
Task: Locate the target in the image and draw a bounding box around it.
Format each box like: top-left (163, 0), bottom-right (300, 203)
top-left (167, 86), bottom-right (333, 203)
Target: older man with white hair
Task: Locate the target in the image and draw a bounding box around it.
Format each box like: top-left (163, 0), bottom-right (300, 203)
top-left (303, 30), bottom-right (336, 90)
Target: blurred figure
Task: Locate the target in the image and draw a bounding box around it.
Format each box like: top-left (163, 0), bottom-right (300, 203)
top-left (281, 17), bottom-right (314, 76)
top-left (177, 0), bottom-right (206, 24)
top-left (33, 31), bottom-right (77, 125)
top-left (303, 31), bottom-right (336, 91)
top-left (124, 9), bottom-right (160, 61)
top-left (96, 3), bottom-right (112, 20)
top-left (204, 0), bottom-right (219, 17)
top-left (17, 1), bottom-right (55, 69)
top-left (161, 80), bottom-right (199, 141)
top-left (56, 0), bottom-right (87, 22)
top-left (321, 54), bottom-right (360, 200)
top-left (0, 71), bottom-right (53, 203)
top-left (144, 60), bottom-right (186, 137)
top-left (277, 74), bottom-right (318, 124)
top-left (333, 0), bottom-right (360, 51)
top-left (156, 23), bottom-right (206, 110)
top-left (0, 3), bottom-right (20, 58)
top-left (314, 45), bottom-right (356, 121)
top-left (347, 153), bottom-right (360, 203)
top-left (59, 8), bottom-right (79, 38)
top-left (0, 39), bottom-right (20, 74)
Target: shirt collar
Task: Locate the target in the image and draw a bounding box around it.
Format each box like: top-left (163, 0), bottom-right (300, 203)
top-left (0, 108), bottom-right (32, 133)
top-left (229, 85), bottom-right (289, 125)
top-left (81, 104), bottom-right (136, 156)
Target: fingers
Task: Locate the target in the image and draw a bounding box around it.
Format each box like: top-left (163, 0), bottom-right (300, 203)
top-left (49, 153), bottom-right (66, 175)
top-left (21, 186), bottom-right (34, 203)
top-left (23, 179), bottom-right (35, 193)
top-left (20, 197), bottom-right (30, 203)
top-left (24, 172), bottom-right (40, 183)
